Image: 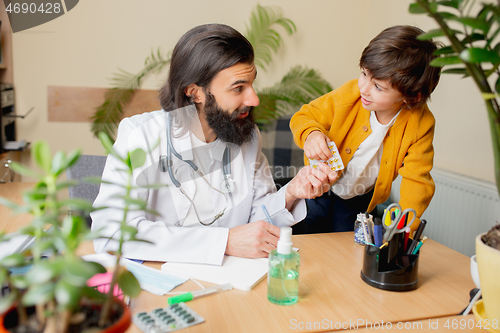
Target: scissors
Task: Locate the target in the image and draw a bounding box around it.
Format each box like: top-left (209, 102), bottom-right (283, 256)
top-left (382, 203), bottom-right (416, 242)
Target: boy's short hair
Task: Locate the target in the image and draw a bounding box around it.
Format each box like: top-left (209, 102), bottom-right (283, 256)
top-left (359, 25), bottom-right (441, 109)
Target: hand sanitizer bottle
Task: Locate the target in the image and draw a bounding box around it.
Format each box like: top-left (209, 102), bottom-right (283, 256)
top-left (267, 227), bottom-right (300, 305)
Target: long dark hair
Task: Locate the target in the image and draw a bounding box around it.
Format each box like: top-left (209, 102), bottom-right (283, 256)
top-left (159, 24), bottom-right (254, 112)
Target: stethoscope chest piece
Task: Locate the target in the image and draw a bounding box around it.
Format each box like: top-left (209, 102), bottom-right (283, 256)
top-left (220, 176), bottom-right (236, 194)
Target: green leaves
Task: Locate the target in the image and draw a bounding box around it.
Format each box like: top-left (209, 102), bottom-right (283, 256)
top-left (453, 17), bottom-right (490, 33)
top-left (411, 1), bottom-right (500, 71)
top-left (98, 132), bottom-right (147, 172)
top-left (129, 148), bottom-right (146, 170)
top-left (0, 102), bottom-right (150, 327)
top-left (26, 260), bottom-right (62, 284)
top-left (54, 280), bottom-right (80, 308)
top-left (0, 293), bottom-right (16, 314)
top-left (117, 269), bottom-right (141, 297)
top-left (91, 48), bottom-right (172, 140)
top-left (409, 2), bottom-right (437, 14)
top-left (64, 260), bottom-right (105, 287)
top-left (91, 4), bottom-right (331, 140)
top-left (0, 253), bottom-right (25, 267)
top-left (9, 161), bottom-right (41, 180)
top-left (32, 141), bottom-right (52, 173)
top-left (245, 4), bottom-right (296, 71)
top-left (410, 0), bottom-right (500, 200)
top-left (99, 132), bottom-right (119, 160)
top-left (430, 56), bottom-right (463, 66)
top-left (91, 88), bottom-right (135, 142)
top-left (22, 283), bottom-right (55, 306)
top-left (460, 48), bottom-right (500, 64)
top-left (255, 66), bottom-right (332, 127)
top-left (417, 28), bottom-right (449, 40)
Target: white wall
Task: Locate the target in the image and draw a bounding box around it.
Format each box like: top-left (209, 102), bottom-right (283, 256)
top-left (10, 0), bottom-right (497, 184)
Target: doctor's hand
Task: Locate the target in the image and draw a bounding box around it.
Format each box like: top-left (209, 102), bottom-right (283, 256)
top-left (225, 220), bottom-right (280, 258)
top-left (304, 131), bottom-right (332, 161)
top-left (285, 162), bottom-right (337, 210)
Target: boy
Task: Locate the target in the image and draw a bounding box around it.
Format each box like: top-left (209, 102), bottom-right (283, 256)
top-left (290, 25), bottom-right (441, 233)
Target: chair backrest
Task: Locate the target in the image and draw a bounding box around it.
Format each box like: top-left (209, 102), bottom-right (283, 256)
top-left (66, 155), bottom-right (107, 224)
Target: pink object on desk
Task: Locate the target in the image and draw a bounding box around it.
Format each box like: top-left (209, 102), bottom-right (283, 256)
top-left (87, 272), bottom-right (123, 300)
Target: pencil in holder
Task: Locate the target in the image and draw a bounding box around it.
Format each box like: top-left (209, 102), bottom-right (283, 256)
top-left (360, 239), bottom-right (420, 291)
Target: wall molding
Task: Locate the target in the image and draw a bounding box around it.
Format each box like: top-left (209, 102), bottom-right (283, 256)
top-left (47, 86), bottom-right (161, 122)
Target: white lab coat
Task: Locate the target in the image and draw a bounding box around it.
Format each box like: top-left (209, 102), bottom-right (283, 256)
top-left (91, 110), bottom-right (306, 265)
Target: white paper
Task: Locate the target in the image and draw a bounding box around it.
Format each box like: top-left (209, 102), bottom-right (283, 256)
top-left (0, 234), bottom-right (32, 260)
top-left (161, 256), bottom-right (269, 291)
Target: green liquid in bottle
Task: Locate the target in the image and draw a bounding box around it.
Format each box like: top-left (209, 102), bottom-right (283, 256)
top-left (267, 250), bottom-right (300, 305)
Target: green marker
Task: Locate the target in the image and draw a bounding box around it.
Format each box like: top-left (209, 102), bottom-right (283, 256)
top-left (167, 283), bottom-right (232, 305)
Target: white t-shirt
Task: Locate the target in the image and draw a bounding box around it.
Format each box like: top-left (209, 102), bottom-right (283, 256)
top-left (331, 111), bottom-right (399, 199)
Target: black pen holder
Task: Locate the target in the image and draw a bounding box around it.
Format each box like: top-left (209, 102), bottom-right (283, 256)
top-left (360, 239), bottom-right (420, 291)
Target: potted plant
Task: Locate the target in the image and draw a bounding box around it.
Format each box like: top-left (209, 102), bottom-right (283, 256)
top-left (475, 225), bottom-right (500, 321)
top-left (90, 4), bottom-right (333, 140)
top-left (0, 132), bottom-right (149, 332)
top-left (409, 0), bottom-right (500, 322)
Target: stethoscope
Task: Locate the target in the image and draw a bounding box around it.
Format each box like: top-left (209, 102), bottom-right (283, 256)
top-left (159, 111), bottom-right (235, 226)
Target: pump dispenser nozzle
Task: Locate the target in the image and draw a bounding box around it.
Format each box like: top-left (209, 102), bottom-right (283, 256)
top-left (277, 227), bottom-right (293, 255)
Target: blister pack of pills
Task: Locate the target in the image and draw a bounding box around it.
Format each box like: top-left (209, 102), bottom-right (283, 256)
top-left (133, 303), bottom-right (205, 332)
top-left (308, 141), bottom-right (345, 171)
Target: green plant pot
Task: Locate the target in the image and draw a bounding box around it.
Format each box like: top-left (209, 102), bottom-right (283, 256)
top-left (475, 234), bottom-right (500, 321)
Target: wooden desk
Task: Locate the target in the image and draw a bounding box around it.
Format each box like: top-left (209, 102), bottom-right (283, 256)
top-left (123, 233), bottom-right (475, 333)
top-left (0, 183), bottom-right (478, 332)
top-left (0, 182), bottom-right (34, 232)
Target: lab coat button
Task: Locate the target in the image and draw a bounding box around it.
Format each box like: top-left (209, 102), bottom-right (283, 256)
top-left (362, 125), bottom-right (368, 132)
top-left (345, 148), bottom-right (351, 154)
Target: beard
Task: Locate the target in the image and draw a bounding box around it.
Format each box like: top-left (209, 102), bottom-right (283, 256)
top-left (203, 92), bottom-right (256, 146)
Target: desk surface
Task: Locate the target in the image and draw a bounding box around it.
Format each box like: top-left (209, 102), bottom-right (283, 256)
top-left (125, 233), bottom-right (475, 333)
top-left (0, 182), bottom-right (34, 232)
top-left (0, 182), bottom-right (478, 332)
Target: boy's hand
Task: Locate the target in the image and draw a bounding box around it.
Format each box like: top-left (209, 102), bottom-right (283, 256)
top-left (304, 131), bottom-right (333, 161)
top-left (284, 162), bottom-right (338, 209)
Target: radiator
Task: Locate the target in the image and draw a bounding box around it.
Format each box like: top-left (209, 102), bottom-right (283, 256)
top-left (390, 168), bottom-right (500, 257)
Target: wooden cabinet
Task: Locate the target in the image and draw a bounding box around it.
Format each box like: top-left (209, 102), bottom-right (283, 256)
top-left (0, 4), bottom-right (24, 181)
top-left (0, 2), bottom-right (13, 85)
top-left (0, 150), bottom-right (20, 182)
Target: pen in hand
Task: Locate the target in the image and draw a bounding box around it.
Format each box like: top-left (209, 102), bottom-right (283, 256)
top-left (261, 205), bottom-right (274, 225)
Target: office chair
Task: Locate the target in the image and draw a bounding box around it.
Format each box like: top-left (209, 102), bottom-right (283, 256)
top-left (66, 154), bottom-right (107, 226)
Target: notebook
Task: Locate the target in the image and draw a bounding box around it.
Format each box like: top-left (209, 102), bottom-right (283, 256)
top-left (161, 256), bottom-right (268, 291)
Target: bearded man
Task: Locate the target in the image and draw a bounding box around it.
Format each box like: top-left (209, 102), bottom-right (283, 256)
top-left (91, 24), bottom-right (337, 265)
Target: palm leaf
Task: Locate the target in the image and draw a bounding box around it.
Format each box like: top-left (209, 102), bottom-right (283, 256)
top-left (90, 48), bottom-right (171, 139)
top-left (254, 66), bottom-right (333, 127)
top-left (245, 4), bottom-right (296, 71)
top-left (91, 5), bottom-right (332, 139)
top-left (90, 88), bottom-right (135, 140)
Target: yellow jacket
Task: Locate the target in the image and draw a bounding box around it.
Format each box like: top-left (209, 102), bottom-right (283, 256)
top-left (290, 79), bottom-right (435, 231)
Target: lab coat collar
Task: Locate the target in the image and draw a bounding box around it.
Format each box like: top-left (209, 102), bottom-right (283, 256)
top-left (211, 140), bottom-right (227, 162)
top-left (166, 106), bottom-right (228, 163)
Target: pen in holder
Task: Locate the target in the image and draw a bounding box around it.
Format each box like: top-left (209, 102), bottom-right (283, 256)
top-left (360, 238), bottom-right (420, 291)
